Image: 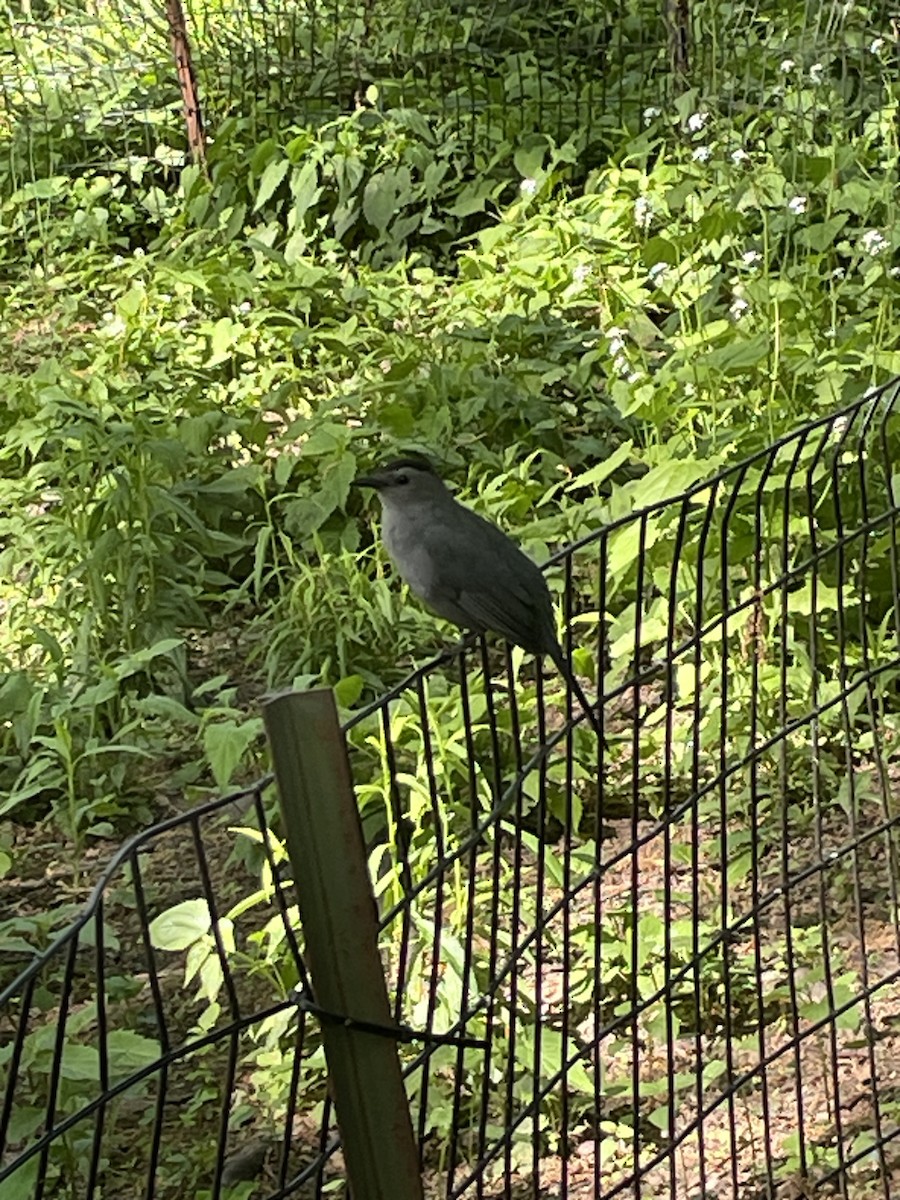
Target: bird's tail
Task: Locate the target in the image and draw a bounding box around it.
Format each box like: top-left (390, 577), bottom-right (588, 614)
top-left (546, 640), bottom-right (606, 744)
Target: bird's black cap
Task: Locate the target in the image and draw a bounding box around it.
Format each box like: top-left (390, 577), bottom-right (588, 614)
top-left (377, 454), bottom-right (435, 473)
top-left (352, 453), bottom-right (437, 488)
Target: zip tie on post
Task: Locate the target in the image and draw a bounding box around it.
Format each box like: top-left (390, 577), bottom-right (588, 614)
top-left (296, 991), bottom-right (488, 1050)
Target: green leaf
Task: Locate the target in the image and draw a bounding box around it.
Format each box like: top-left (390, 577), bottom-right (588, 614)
top-left (0, 1156), bottom-right (38, 1200)
top-left (301, 424), bottom-right (349, 456)
top-left (284, 451), bottom-right (357, 536)
top-left (703, 1059), bottom-right (727, 1086)
top-left (115, 638), bottom-right (184, 679)
top-left (704, 334), bottom-right (769, 374)
top-left (117, 286), bottom-right (145, 320)
top-left (606, 517), bottom-right (660, 577)
top-left (107, 1030), bottom-right (161, 1078)
top-left (514, 143), bottom-right (547, 179)
top-left (284, 228), bottom-right (307, 264)
top-left (833, 180), bottom-right (873, 216)
top-left (363, 169), bottom-right (410, 234)
top-left (222, 202), bottom-right (247, 241)
top-left (378, 401), bottom-right (417, 437)
top-left (636, 912), bottom-right (664, 970)
top-left (643, 236), bottom-right (678, 266)
top-left (133, 694), bottom-right (198, 724)
top-left (736, 169), bottom-right (786, 210)
top-left (150, 898), bottom-right (211, 951)
top-left (423, 160), bottom-right (447, 198)
top-left (727, 849), bottom-right (752, 888)
top-left (290, 160), bottom-right (321, 224)
top-left (250, 137), bottom-right (278, 175)
top-left (567, 441), bottom-right (633, 492)
top-left (19, 175), bottom-right (68, 200)
top-left (254, 158), bottom-right (290, 211)
top-left (647, 1104), bottom-right (670, 1134)
top-left (788, 581), bottom-right (841, 615)
top-left (208, 317), bottom-right (236, 365)
top-left (446, 180), bottom-right (494, 217)
top-left (203, 717), bottom-right (263, 790)
top-left (59, 1043), bottom-right (100, 1081)
top-left (795, 215), bottom-right (849, 251)
top-left (514, 1026), bottom-right (594, 1095)
top-left (5, 1105), bottom-right (43, 1145)
top-left (633, 460), bottom-right (715, 507)
top-left (334, 675), bottom-right (365, 708)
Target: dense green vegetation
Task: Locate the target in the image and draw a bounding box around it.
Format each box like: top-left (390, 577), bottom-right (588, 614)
top-left (2, 0), bottom-right (900, 1192)
top-left (2, 1), bottom-right (898, 851)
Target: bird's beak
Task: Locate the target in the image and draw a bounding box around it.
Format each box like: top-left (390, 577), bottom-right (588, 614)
top-left (352, 472), bottom-right (385, 489)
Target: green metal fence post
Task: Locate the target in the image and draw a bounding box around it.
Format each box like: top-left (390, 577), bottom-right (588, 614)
top-left (262, 689), bottom-right (424, 1200)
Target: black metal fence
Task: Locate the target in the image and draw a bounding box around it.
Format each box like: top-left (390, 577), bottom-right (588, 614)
top-left (0, 0), bottom-right (896, 179)
top-left (4, 377), bottom-right (900, 1198)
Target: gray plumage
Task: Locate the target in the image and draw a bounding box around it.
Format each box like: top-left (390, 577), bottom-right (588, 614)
top-left (353, 456), bottom-right (603, 740)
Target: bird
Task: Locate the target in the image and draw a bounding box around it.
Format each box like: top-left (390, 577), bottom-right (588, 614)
top-left (352, 455), bottom-right (604, 742)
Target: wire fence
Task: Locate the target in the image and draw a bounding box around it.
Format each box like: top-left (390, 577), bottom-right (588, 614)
top-left (3, 377), bottom-right (900, 1198)
top-left (0, 0), bottom-right (896, 182)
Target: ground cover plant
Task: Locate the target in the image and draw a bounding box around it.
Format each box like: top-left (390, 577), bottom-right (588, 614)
top-left (2, 0), bottom-right (900, 1194)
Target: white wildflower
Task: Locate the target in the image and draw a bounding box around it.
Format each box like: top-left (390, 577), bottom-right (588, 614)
top-left (741, 250), bottom-right (763, 266)
top-left (686, 111), bottom-right (709, 133)
top-left (825, 327), bottom-right (836, 338)
top-left (780, 58), bottom-right (796, 73)
top-left (98, 312), bottom-right (126, 338)
top-left (787, 195), bottom-right (807, 215)
top-left (692, 145), bottom-right (712, 162)
top-left (520, 178), bottom-right (537, 196)
top-left (573, 263), bottom-right (592, 283)
top-left (831, 414), bottom-right (850, 440)
top-left (133, 247), bottom-right (145, 258)
top-left (627, 371), bottom-right (642, 384)
top-left (634, 195), bottom-right (653, 229)
top-left (861, 229), bottom-right (888, 255)
top-left (890, 266), bottom-right (900, 278)
top-left (607, 326), bottom-right (627, 357)
top-left (238, 300), bottom-right (252, 313)
top-left (648, 262), bottom-right (668, 284)
top-left (613, 354), bottom-right (629, 375)
top-left (643, 106), bottom-right (662, 124)
top-left (729, 296), bottom-right (750, 320)
top-left (731, 148), bottom-right (749, 164)
top-left (112, 254), bottom-right (125, 267)
top-left (832, 267), bottom-right (846, 280)
top-left (870, 37), bottom-right (884, 54)
top-left (808, 63), bottom-right (824, 83)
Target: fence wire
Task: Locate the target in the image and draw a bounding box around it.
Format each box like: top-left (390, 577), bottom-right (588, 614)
top-left (0, 0), bottom-right (896, 182)
top-left (4, 377), bottom-right (900, 1198)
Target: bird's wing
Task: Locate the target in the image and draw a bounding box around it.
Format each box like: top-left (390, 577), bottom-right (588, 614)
top-left (422, 507), bottom-right (556, 655)
top-left (455, 580), bottom-right (547, 654)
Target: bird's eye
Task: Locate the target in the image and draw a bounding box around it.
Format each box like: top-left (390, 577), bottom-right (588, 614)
top-left (395, 474), bottom-right (409, 485)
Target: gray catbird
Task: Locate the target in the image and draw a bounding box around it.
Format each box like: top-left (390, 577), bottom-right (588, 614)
top-left (353, 456), bottom-right (604, 741)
